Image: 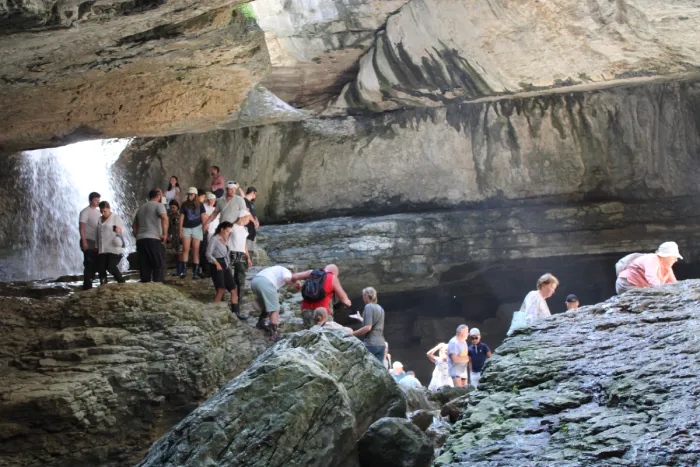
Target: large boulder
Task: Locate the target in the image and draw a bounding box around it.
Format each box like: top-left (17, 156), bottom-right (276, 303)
top-left (138, 328), bottom-right (406, 466)
top-left (437, 280), bottom-right (700, 465)
top-left (358, 417), bottom-right (434, 467)
top-left (0, 283), bottom-right (269, 467)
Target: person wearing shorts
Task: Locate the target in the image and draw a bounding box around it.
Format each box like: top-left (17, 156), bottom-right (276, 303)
top-left (205, 221), bottom-right (247, 320)
top-left (448, 324), bottom-right (470, 387)
top-left (178, 187), bottom-right (207, 280)
top-left (251, 265), bottom-right (301, 342)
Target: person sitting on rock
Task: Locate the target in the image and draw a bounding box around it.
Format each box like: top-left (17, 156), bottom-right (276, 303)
top-left (390, 361), bottom-right (407, 383)
top-left (427, 342), bottom-right (453, 391)
top-left (467, 328), bottom-right (491, 389)
top-left (565, 294), bottom-right (580, 311)
top-left (297, 264), bottom-right (351, 328)
top-left (251, 265), bottom-right (302, 342)
top-left (313, 307), bottom-right (353, 334)
top-left (616, 242), bottom-right (682, 294)
top-left (205, 221), bottom-right (245, 320)
top-left (227, 208), bottom-right (253, 320)
top-left (352, 287), bottom-right (386, 363)
top-left (519, 273), bottom-right (559, 325)
top-left (398, 371), bottom-right (422, 389)
top-left (448, 325), bottom-right (470, 387)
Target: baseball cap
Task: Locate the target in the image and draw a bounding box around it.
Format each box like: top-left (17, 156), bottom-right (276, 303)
top-left (469, 328), bottom-right (481, 336)
top-left (225, 181), bottom-right (238, 189)
top-left (187, 187), bottom-right (198, 195)
top-left (565, 294), bottom-right (579, 303)
top-left (207, 193), bottom-right (217, 200)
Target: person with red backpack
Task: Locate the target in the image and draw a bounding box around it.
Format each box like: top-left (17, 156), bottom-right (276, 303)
top-left (297, 264), bottom-right (351, 328)
top-left (615, 242), bottom-right (682, 294)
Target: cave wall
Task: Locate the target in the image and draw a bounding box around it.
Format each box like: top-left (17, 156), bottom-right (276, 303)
top-left (116, 76), bottom-right (700, 223)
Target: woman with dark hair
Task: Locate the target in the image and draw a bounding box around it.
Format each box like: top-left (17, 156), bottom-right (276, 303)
top-left (178, 187), bottom-right (207, 279)
top-left (205, 222), bottom-right (246, 320)
top-left (228, 208), bottom-right (253, 315)
top-left (165, 176), bottom-right (181, 205)
top-left (96, 201), bottom-right (126, 285)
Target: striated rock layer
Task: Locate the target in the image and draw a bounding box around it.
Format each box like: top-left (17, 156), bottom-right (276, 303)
top-left (437, 280), bottom-right (700, 466)
top-left (116, 76), bottom-right (700, 223)
top-left (0, 283), bottom-right (269, 467)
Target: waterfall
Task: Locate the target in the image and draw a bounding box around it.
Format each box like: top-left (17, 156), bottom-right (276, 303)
top-left (1, 139), bottom-right (132, 282)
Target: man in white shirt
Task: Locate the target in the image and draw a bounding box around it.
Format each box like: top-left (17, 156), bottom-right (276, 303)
top-left (79, 192), bottom-right (101, 290)
top-left (251, 265), bottom-right (302, 341)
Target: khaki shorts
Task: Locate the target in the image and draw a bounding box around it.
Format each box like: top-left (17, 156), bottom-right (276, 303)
top-left (252, 276), bottom-right (279, 312)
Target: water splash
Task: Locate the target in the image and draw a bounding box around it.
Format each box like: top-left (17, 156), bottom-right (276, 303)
top-left (0, 139), bottom-right (132, 281)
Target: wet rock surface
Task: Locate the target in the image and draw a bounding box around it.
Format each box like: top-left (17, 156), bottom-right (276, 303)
top-left (437, 280), bottom-right (700, 466)
top-left (138, 328), bottom-right (406, 467)
top-left (358, 417), bottom-right (434, 467)
top-left (0, 283), bottom-right (269, 466)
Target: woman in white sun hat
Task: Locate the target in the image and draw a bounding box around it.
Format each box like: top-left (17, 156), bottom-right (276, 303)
top-left (616, 242), bottom-right (682, 294)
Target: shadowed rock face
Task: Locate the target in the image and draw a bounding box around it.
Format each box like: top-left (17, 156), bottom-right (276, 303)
top-left (137, 329), bottom-right (407, 467)
top-left (436, 280), bottom-right (700, 466)
top-left (0, 283), bottom-right (269, 467)
top-left (115, 77), bottom-right (700, 224)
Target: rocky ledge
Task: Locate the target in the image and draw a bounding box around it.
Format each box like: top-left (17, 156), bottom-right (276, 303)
top-left (437, 280), bottom-right (700, 466)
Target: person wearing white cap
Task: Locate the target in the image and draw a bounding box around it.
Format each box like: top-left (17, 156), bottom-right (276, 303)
top-left (616, 242), bottom-right (682, 294)
top-left (390, 361), bottom-right (407, 383)
top-left (468, 328), bottom-right (491, 389)
top-left (178, 187), bottom-right (207, 280)
top-left (199, 192), bottom-right (218, 279)
top-left (226, 207), bottom-right (253, 320)
top-left (203, 181), bottom-right (247, 231)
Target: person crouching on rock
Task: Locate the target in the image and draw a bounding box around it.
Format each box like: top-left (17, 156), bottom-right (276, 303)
top-left (297, 264), bottom-right (351, 328)
top-left (448, 325), bottom-right (470, 387)
top-left (205, 222), bottom-right (244, 319)
top-left (467, 328), bottom-right (491, 389)
top-left (352, 287), bottom-right (386, 363)
top-left (313, 307), bottom-right (353, 334)
top-left (616, 242), bottom-right (682, 294)
top-left (96, 201), bottom-right (126, 285)
top-left (227, 208), bottom-right (253, 320)
top-left (519, 273), bottom-right (559, 326)
top-left (251, 265), bottom-right (302, 342)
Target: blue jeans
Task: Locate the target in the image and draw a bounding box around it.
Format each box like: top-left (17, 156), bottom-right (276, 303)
top-left (366, 345), bottom-right (386, 363)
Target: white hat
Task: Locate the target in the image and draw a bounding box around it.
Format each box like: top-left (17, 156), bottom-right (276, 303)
top-left (237, 209), bottom-right (251, 219)
top-left (206, 193), bottom-right (217, 200)
top-left (187, 187), bottom-right (198, 195)
top-left (225, 181), bottom-right (238, 189)
top-left (470, 328), bottom-right (481, 336)
top-left (392, 361), bottom-right (403, 369)
top-left (657, 241), bottom-right (683, 259)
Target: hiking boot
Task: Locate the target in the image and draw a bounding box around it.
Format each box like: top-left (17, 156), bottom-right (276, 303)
top-left (256, 311), bottom-right (269, 330)
top-left (231, 303), bottom-right (248, 321)
top-left (171, 261), bottom-right (182, 277)
top-left (192, 264), bottom-right (200, 280)
top-left (270, 324), bottom-right (280, 342)
top-left (179, 262), bottom-right (188, 278)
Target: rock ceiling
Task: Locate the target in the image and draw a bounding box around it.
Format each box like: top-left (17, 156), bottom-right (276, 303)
top-left (1, 0), bottom-right (699, 153)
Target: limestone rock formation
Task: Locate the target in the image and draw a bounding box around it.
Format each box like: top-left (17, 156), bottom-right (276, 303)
top-left (358, 417), bottom-right (434, 467)
top-left (0, 283), bottom-right (269, 466)
top-left (137, 328), bottom-right (407, 467)
top-left (437, 280), bottom-right (700, 466)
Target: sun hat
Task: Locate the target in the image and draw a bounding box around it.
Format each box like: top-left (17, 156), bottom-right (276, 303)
top-left (187, 187), bottom-right (198, 195)
top-left (657, 241), bottom-right (683, 259)
top-left (469, 328), bottom-right (481, 336)
top-left (207, 193), bottom-right (217, 200)
top-left (225, 181), bottom-right (238, 189)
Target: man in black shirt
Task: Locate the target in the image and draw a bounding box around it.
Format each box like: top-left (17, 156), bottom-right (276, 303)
top-left (244, 186), bottom-right (260, 252)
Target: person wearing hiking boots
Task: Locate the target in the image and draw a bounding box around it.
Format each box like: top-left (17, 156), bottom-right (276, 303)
top-left (227, 208), bottom-right (253, 320)
top-left (199, 192), bottom-right (217, 279)
top-left (243, 186), bottom-right (259, 254)
top-left (204, 181), bottom-right (247, 231)
top-left (205, 221), bottom-right (247, 320)
top-left (251, 265), bottom-right (302, 341)
top-left (79, 191), bottom-right (101, 290)
top-left (616, 242), bottom-right (682, 294)
top-left (178, 187), bottom-right (207, 280)
top-left (296, 264), bottom-right (351, 328)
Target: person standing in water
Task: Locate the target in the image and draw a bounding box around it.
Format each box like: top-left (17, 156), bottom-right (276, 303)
top-left (79, 192), bottom-right (101, 290)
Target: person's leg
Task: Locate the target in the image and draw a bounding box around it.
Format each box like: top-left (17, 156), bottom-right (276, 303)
top-left (82, 243), bottom-right (97, 290)
top-left (156, 242), bottom-right (166, 282)
top-left (616, 276), bottom-right (634, 294)
top-left (180, 235), bottom-right (191, 277)
top-left (211, 263), bottom-right (225, 301)
top-left (365, 345), bottom-right (386, 363)
top-left (233, 261), bottom-right (247, 305)
top-left (136, 239), bottom-right (152, 283)
top-left (191, 237), bottom-right (201, 280)
top-left (199, 233), bottom-right (209, 278)
top-left (452, 377), bottom-right (464, 387)
top-left (97, 253), bottom-right (108, 285)
top-left (107, 253), bottom-right (125, 283)
top-left (470, 372), bottom-right (481, 388)
top-left (226, 269), bottom-right (247, 320)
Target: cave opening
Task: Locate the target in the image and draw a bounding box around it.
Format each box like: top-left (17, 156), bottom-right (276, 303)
top-left (341, 252), bottom-right (700, 384)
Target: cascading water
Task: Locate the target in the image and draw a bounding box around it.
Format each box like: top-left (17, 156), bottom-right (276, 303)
top-left (0, 139), bottom-right (132, 282)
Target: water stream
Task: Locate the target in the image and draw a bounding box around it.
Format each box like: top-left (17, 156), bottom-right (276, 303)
top-left (0, 139), bottom-right (132, 282)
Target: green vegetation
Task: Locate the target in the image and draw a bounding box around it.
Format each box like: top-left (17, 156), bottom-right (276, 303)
top-left (237, 3), bottom-right (257, 24)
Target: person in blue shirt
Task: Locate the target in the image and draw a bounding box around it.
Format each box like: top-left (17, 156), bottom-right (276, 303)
top-left (391, 361), bottom-right (407, 383)
top-left (468, 328), bottom-right (492, 388)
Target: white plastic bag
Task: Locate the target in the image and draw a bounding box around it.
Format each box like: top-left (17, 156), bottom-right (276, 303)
top-left (507, 311), bottom-right (527, 336)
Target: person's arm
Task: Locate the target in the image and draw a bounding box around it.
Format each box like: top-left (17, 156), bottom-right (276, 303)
top-left (160, 213), bottom-right (168, 243)
top-left (667, 268), bottom-right (677, 284)
top-left (178, 211), bottom-right (185, 239)
top-left (245, 242), bottom-right (252, 268)
top-left (426, 343), bottom-right (443, 363)
top-left (79, 222), bottom-right (88, 251)
top-left (332, 276), bottom-right (351, 307)
top-left (485, 344), bottom-right (492, 358)
top-left (291, 270), bottom-right (312, 281)
top-left (205, 235), bottom-right (222, 270)
top-left (450, 352), bottom-right (469, 364)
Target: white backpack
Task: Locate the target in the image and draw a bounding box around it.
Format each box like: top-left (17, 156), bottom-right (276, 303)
top-left (615, 253), bottom-right (644, 277)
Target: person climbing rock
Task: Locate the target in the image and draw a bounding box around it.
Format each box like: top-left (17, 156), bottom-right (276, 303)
top-left (616, 242), bottom-right (682, 294)
top-left (204, 181), bottom-right (247, 229)
top-left (210, 166), bottom-right (225, 198)
top-left (467, 328), bottom-right (491, 388)
top-left (390, 361), bottom-right (407, 383)
top-left (132, 189), bottom-right (169, 282)
top-left (96, 201), bottom-right (126, 285)
top-left (351, 287), bottom-right (386, 363)
top-left (251, 265), bottom-right (302, 341)
top-left (205, 222), bottom-right (246, 321)
top-left (448, 324), bottom-right (470, 387)
top-left (297, 264), bottom-right (351, 327)
top-left (313, 307), bottom-right (353, 333)
top-left (199, 193), bottom-right (217, 279)
top-left (178, 187), bottom-right (207, 280)
top-left (243, 186), bottom-right (260, 254)
top-left (164, 176), bottom-right (180, 205)
top-left (426, 343), bottom-right (453, 391)
top-left (565, 294), bottom-right (580, 311)
top-left (79, 191), bottom-right (101, 290)
top-left (227, 208), bottom-right (253, 319)
top-left (519, 273), bottom-right (559, 325)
